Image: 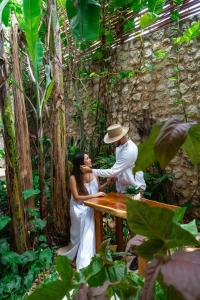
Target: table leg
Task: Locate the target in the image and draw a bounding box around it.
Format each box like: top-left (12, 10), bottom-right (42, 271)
top-left (138, 257), bottom-right (147, 276)
top-left (116, 217), bottom-right (124, 251)
top-left (95, 210), bottom-right (103, 252)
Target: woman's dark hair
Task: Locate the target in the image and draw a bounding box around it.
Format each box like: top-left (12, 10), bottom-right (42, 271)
top-left (71, 153), bottom-right (88, 195)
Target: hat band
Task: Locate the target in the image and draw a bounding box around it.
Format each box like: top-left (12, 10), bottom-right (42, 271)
top-left (108, 127), bottom-right (123, 139)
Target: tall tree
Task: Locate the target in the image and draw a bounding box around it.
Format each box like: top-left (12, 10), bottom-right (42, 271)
top-left (10, 14), bottom-right (34, 208)
top-left (0, 24), bottom-right (27, 253)
top-left (22, 0), bottom-right (47, 218)
top-left (49, 0), bottom-right (69, 241)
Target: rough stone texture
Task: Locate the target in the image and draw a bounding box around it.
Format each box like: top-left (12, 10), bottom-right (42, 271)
top-left (65, 17), bottom-right (200, 203)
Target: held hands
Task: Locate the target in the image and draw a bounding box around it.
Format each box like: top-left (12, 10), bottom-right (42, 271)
top-left (80, 165), bottom-right (92, 173)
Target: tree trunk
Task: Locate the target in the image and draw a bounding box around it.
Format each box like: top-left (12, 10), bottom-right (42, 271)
top-left (0, 25), bottom-right (27, 253)
top-left (10, 15), bottom-right (34, 208)
top-left (49, 0), bottom-right (69, 241)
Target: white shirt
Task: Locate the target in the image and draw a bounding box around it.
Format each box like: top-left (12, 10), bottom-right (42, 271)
top-left (93, 139), bottom-right (146, 193)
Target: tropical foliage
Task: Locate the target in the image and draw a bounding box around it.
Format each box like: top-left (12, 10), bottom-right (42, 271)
top-left (0, 0), bottom-right (200, 299)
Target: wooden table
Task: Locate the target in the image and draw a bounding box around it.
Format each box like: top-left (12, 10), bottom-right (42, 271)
top-left (85, 192), bottom-right (178, 275)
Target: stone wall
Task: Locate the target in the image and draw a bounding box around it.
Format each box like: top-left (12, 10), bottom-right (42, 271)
top-left (65, 17), bottom-right (200, 202)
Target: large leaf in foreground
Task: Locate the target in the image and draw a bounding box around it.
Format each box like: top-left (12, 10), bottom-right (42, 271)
top-left (66, 0), bottom-right (101, 41)
top-left (24, 280), bottom-right (67, 300)
top-left (56, 256), bottom-right (73, 284)
top-left (182, 124), bottom-right (200, 164)
top-left (160, 250), bottom-right (200, 300)
top-left (127, 200), bottom-right (176, 240)
top-left (134, 124), bottom-right (161, 172)
top-left (166, 224), bottom-right (200, 249)
top-left (154, 118), bottom-right (192, 169)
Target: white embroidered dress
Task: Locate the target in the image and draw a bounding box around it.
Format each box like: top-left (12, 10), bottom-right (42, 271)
top-left (62, 177), bottom-right (98, 270)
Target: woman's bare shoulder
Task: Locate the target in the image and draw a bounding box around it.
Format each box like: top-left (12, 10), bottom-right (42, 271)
top-left (70, 175), bottom-right (76, 182)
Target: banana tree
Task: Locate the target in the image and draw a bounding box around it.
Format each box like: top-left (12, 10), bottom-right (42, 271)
top-left (22, 0), bottom-right (54, 218)
top-left (10, 14), bottom-right (34, 209)
top-left (0, 20), bottom-right (27, 253)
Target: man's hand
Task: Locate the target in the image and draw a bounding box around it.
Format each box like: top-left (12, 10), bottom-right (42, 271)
top-left (80, 165), bottom-right (92, 173)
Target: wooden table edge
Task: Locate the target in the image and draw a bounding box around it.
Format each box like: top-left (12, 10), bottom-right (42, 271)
top-left (84, 200), bottom-right (127, 219)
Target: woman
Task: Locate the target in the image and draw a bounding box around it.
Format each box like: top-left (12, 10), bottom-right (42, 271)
top-left (63, 153), bottom-right (107, 270)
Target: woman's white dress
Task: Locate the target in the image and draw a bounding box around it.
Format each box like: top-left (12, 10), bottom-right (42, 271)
top-left (62, 177), bottom-right (98, 270)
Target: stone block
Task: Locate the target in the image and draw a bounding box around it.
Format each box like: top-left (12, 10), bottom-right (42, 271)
top-left (132, 93), bottom-right (142, 101)
top-left (179, 83), bottom-right (189, 94)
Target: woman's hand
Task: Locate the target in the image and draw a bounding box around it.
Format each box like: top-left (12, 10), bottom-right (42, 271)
top-left (93, 192), bottom-right (106, 198)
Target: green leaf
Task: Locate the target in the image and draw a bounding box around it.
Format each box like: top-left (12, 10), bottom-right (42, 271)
top-left (42, 78), bottom-right (55, 108)
top-left (0, 238), bottom-right (10, 254)
top-left (0, 0), bottom-right (9, 24)
top-left (24, 280), bottom-right (68, 300)
top-left (172, 207), bottom-right (186, 224)
top-left (31, 218), bottom-right (46, 231)
top-left (2, 0), bottom-right (10, 26)
top-left (22, 188), bottom-right (40, 200)
top-left (127, 200), bottom-right (176, 240)
top-left (56, 256), bottom-right (73, 284)
top-left (1, 251), bottom-right (21, 265)
top-left (140, 12), bottom-right (157, 29)
top-left (127, 200), bottom-right (200, 253)
top-left (173, 0), bottom-right (183, 4)
top-left (134, 124), bottom-right (161, 172)
top-left (107, 260), bottom-right (127, 282)
top-left (136, 239), bottom-right (165, 260)
top-left (35, 39), bottom-right (44, 81)
top-left (182, 124), bottom-right (200, 165)
top-left (109, 0), bottom-right (133, 10)
top-left (82, 255), bottom-right (104, 281)
top-left (148, 0), bottom-right (167, 14)
top-left (23, 0), bottom-right (41, 73)
top-left (175, 21), bottom-right (200, 44)
top-left (39, 248), bottom-right (53, 266)
top-left (38, 235), bottom-right (47, 242)
top-left (171, 10), bottom-right (180, 22)
top-left (166, 224), bottom-right (200, 249)
top-left (119, 70), bottom-right (135, 79)
top-left (0, 215), bottom-right (11, 231)
top-left (123, 19), bottom-right (135, 33)
top-left (24, 271), bottom-right (34, 289)
top-left (67, 0), bottom-right (101, 41)
top-left (132, 0), bottom-right (146, 13)
top-left (20, 250), bottom-right (37, 264)
top-left (154, 118), bottom-right (192, 169)
top-left (66, 0), bottom-right (77, 19)
top-left (27, 208), bottom-right (40, 218)
top-left (153, 49), bottom-right (167, 59)
top-left (180, 220), bottom-right (198, 236)
top-left (2, 273), bottom-right (22, 293)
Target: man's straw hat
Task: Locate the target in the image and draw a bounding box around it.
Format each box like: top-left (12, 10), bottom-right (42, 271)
top-left (104, 124), bottom-right (129, 144)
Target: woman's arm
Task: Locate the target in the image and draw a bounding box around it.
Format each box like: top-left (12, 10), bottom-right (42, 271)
top-left (70, 176), bottom-right (105, 203)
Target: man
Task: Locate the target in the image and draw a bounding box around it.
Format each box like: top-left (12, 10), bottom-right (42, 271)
top-left (82, 124), bottom-right (146, 193)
